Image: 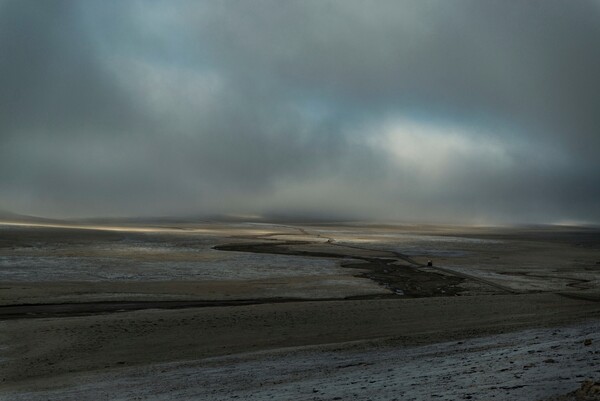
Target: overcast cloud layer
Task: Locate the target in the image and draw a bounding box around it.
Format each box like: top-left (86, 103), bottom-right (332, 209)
top-left (1, 0), bottom-right (599, 223)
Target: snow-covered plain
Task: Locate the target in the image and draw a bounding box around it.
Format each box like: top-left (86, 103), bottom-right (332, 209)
top-left (0, 236), bottom-right (344, 281)
top-left (4, 320), bottom-right (599, 401)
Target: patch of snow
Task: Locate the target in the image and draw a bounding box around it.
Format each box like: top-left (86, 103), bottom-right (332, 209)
top-left (4, 320), bottom-right (599, 401)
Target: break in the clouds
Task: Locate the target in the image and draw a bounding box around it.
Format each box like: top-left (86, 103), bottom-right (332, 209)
top-left (1, 0), bottom-right (599, 223)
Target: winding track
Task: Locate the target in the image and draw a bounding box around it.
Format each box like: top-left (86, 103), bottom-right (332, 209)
top-left (296, 225), bottom-right (522, 294)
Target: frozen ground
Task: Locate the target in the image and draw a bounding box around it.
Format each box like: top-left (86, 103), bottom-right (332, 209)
top-left (310, 226), bottom-right (600, 295)
top-left (3, 319), bottom-right (598, 401)
top-left (1, 221), bottom-right (599, 400)
top-left (0, 227), bottom-right (345, 282)
top-left (1, 223), bottom-right (598, 297)
top-left (0, 248), bottom-right (344, 281)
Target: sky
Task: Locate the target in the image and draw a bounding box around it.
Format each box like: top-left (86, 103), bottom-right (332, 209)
top-left (1, 0), bottom-right (599, 224)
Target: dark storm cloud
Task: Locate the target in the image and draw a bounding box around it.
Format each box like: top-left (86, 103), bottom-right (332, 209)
top-left (0, 0), bottom-right (599, 223)
top-left (0, 0), bottom-right (145, 135)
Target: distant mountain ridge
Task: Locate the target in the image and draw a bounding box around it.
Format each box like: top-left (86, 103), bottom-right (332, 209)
top-left (0, 210), bottom-right (67, 225)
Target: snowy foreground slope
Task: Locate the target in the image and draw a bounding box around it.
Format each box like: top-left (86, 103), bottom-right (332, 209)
top-left (4, 320), bottom-right (599, 401)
